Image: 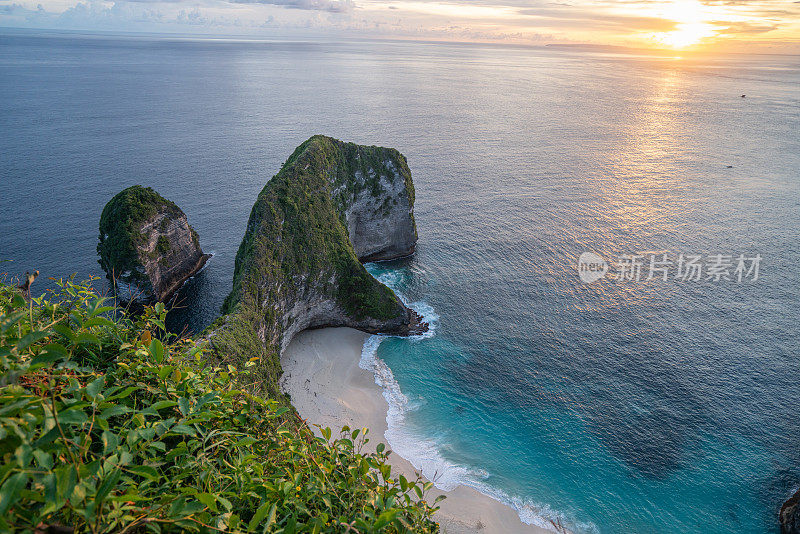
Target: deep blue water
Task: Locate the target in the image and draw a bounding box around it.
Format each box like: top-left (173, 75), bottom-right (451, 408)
top-left (1, 30), bottom-right (799, 533)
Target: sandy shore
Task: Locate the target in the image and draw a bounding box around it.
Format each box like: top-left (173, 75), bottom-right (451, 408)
top-left (281, 327), bottom-right (550, 534)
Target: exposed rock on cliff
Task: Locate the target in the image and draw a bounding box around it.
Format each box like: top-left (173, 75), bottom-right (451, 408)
top-left (97, 185), bottom-right (210, 305)
top-left (211, 135), bottom-right (425, 398)
top-left (782, 489), bottom-right (800, 534)
top-left (336, 143), bottom-right (418, 262)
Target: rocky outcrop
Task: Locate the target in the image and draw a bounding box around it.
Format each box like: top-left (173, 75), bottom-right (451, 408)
top-left (211, 136), bottom-right (425, 397)
top-left (782, 489), bottom-right (800, 534)
top-left (335, 145), bottom-right (418, 262)
top-left (97, 185), bottom-right (210, 305)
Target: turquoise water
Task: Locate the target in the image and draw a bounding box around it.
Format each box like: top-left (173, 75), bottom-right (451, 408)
top-left (2, 30), bottom-right (799, 532)
top-left (364, 263), bottom-right (788, 532)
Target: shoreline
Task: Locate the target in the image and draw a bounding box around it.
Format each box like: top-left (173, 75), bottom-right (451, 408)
top-left (281, 327), bottom-right (551, 534)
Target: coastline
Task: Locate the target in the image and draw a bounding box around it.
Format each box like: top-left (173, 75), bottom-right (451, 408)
top-left (281, 327), bottom-right (550, 534)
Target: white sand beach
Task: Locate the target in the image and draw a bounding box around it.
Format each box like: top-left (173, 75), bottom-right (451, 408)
top-left (281, 327), bottom-right (551, 534)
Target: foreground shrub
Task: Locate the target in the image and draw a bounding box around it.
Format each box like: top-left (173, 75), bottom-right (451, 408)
top-left (0, 277), bottom-right (440, 533)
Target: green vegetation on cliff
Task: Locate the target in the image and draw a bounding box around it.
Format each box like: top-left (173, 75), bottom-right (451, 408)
top-left (97, 186), bottom-right (184, 283)
top-left (212, 136), bottom-right (415, 399)
top-left (222, 136), bottom-right (407, 318)
top-left (0, 278), bottom-right (440, 533)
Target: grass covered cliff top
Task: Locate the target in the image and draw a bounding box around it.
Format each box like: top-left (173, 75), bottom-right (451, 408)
top-left (0, 277), bottom-right (441, 533)
top-left (97, 185), bottom-right (186, 282)
top-left (223, 135), bottom-right (410, 319)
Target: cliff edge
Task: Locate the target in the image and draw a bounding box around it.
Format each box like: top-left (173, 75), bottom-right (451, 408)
top-left (211, 135), bottom-right (425, 397)
top-left (782, 489), bottom-right (800, 534)
top-left (98, 185), bottom-right (210, 304)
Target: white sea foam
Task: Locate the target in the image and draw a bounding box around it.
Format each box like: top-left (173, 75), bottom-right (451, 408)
top-left (361, 265), bottom-right (593, 533)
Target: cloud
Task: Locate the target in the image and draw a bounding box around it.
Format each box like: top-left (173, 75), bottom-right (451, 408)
top-left (58, 1), bottom-right (164, 24)
top-left (229, 0), bottom-right (355, 13)
top-left (715, 20), bottom-right (779, 33)
top-left (516, 8), bottom-right (678, 31)
top-left (176, 7), bottom-right (206, 23)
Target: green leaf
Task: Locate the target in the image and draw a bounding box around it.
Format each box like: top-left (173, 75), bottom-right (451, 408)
top-left (217, 495), bottom-right (232, 512)
top-left (95, 468), bottom-right (121, 504)
top-left (178, 397), bottom-right (190, 416)
top-left (0, 310), bottom-right (26, 334)
top-left (0, 398), bottom-right (33, 417)
top-left (374, 509), bottom-right (399, 530)
top-left (14, 444), bottom-right (32, 468)
top-left (197, 493), bottom-right (219, 513)
top-left (0, 472), bottom-right (27, 515)
top-left (248, 501), bottom-right (276, 531)
top-left (11, 294), bottom-right (26, 308)
top-left (149, 339), bottom-right (164, 363)
top-left (83, 317), bottom-right (115, 328)
top-left (150, 400), bottom-right (177, 411)
top-left (51, 323), bottom-right (74, 341)
top-left (264, 502), bottom-right (277, 530)
top-left (57, 408), bottom-right (88, 425)
top-left (30, 343), bottom-right (69, 368)
top-left (100, 405), bottom-right (131, 419)
top-left (33, 450), bottom-right (53, 470)
top-left (128, 465), bottom-right (160, 481)
top-left (101, 431), bottom-right (120, 455)
top-left (236, 436), bottom-right (258, 447)
top-left (73, 332), bottom-right (101, 346)
top-left (104, 386), bottom-right (138, 401)
top-left (169, 425), bottom-right (195, 436)
top-left (86, 377), bottom-right (105, 399)
top-left (16, 330), bottom-right (51, 352)
top-left (55, 465), bottom-right (77, 503)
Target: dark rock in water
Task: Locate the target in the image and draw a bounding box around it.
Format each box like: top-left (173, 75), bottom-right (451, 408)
top-left (211, 135), bottom-right (425, 396)
top-left (781, 488), bottom-right (800, 534)
top-left (97, 185), bottom-right (210, 305)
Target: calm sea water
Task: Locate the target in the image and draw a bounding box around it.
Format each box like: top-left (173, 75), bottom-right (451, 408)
top-left (1, 30), bottom-right (799, 533)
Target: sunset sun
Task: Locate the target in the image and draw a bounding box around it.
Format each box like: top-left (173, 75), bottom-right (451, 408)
top-left (652, 0), bottom-right (717, 48)
top-left (656, 22), bottom-right (717, 48)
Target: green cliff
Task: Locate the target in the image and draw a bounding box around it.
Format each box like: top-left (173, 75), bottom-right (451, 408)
top-left (211, 135), bottom-right (425, 399)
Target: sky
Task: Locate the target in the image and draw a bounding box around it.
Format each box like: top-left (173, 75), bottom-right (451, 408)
top-left (1, 0), bottom-right (800, 52)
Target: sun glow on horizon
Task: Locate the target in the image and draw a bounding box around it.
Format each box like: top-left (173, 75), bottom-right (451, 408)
top-left (650, 0), bottom-right (717, 48)
top-left (655, 22), bottom-right (716, 48)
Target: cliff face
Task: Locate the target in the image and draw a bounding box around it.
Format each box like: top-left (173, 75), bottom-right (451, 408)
top-left (98, 186), bottom-right (210, 305)
top-left (332, 143), bottom-right (418, 262)
top-left (211, 136), bottom-right (424, 398)
top-left (782, 489), bottom-right (800, 534)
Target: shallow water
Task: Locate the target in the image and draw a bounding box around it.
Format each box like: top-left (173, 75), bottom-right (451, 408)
top-left (1, 30), bottom-right (799, 532)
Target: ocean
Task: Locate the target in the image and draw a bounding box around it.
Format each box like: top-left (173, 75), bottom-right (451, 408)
top-left (1, 30), bottom-right (799, 533)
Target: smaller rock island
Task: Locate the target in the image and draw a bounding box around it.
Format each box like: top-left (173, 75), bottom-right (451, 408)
top-left (97, 185), bottom-right (210, 304)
